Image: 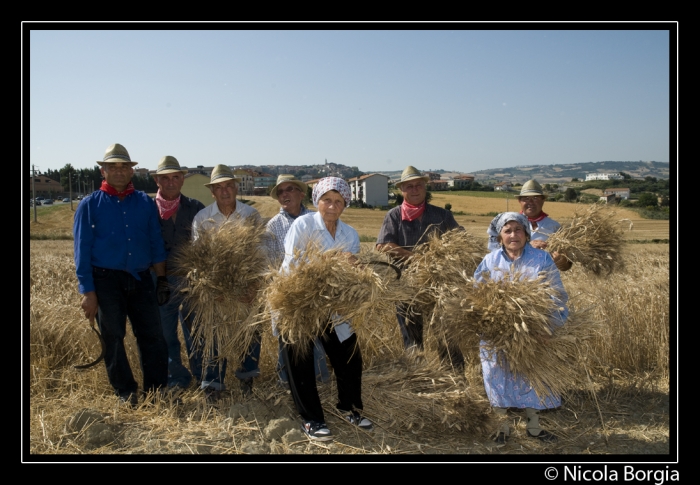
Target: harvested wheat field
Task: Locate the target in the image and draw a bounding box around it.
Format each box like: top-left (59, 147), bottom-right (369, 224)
top-left (26, 200), bottom-right (673, 460)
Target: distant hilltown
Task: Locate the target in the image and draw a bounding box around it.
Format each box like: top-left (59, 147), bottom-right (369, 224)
top-left (29, 160), bottom-right (670, 202)
top-left (230, 160), bottom-right (670, 185)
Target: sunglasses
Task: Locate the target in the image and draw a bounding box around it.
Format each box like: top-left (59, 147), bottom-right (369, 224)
top-left (276, 186), bottom-right (299, 197)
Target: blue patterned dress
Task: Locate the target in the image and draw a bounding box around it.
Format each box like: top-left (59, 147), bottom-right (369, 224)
top-left (474, 244), bottom-right (569, 409)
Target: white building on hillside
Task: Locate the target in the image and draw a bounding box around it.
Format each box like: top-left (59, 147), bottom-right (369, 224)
top-left (585, 173), bottom-right (624, 181)
top-left (348, 173), bottom-right (390, 207)
top-left (494, 181), bottom-right (512, 191)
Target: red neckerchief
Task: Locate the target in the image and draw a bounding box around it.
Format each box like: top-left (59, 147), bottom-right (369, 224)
top-left (155, 190), bottom-right (180, 220)
top-left (401, 201), bottom-right (426, 222)
top-left (521, 210), bottom-right (549, 223)
top-left (100, 180), bottom-right (135, 198)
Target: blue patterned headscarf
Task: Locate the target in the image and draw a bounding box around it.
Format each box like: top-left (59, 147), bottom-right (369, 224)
top-left (312, 177), bottom-right (352, 208)
top-left (487, 212), bottom-right (531, 244)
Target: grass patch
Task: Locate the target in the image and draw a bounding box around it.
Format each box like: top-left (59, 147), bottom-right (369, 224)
top-left (359, 235), bottom-right (377, 243)
top-left (30, 234), bottom-right (73, 240)
top-left (636, 209), bottom-right (670, 220)
top-left (446, 190), bottom-right (516, 199)
top-left (627, 239), bottom-right (670, 244)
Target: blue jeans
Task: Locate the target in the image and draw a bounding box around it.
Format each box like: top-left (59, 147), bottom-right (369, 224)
top-left (191, 326), bottom-right (262, 391)
top-left (152, 273), bottom-right (194, 388)
top-left (93, 267), bottom-right (168, 396)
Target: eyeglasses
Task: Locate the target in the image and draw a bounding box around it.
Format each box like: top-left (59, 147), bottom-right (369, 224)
top-left (519, 196), bottom-right (543, 202)
top-left (276, 186), bottom-right (299, 197)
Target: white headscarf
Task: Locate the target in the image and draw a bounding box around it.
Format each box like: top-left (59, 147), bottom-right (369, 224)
top-left (312, 177), bottom-right (352, 208)
top-left (487, 212), bottom-right (531, 243)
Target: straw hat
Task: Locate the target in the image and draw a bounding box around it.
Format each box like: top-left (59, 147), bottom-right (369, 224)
top-left (97, 143), bottom-right (138, 167)
top-left (519, 179), bottom-right (544, 197)
top-left (269, 174), bottom-right (307, 199)
top-left (204, 164), bottom-right (241, 186)
top-left (153, 155), bottom-right (188, 176)
top-left (395, 165), bottom-right (430, 188)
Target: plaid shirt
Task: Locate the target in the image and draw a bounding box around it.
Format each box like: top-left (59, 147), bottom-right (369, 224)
top-left (265, 205), bottom-right (311, 267)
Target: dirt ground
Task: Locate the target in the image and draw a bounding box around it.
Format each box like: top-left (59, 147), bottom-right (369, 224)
top-left (26, 196), bottom-right (673, 462)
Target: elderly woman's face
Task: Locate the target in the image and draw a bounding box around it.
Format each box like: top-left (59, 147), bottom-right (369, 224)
top-left (499, 221), bottom-right (527, 253)
top-left (317, 190), bottom-right (346, 223)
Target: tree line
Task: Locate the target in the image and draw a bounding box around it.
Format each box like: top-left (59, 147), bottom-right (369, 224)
top-left (43, 164), bottom-right (158, 194)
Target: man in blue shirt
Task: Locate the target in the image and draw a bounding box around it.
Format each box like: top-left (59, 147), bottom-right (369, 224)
top-left (74, 143), bottom-right (170, 407)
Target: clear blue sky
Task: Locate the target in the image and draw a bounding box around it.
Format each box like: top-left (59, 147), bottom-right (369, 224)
top-left (27, 26), bottom-right (673, 175)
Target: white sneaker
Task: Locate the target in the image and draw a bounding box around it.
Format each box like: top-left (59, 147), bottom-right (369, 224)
top-left (346, 411), bottom-right (373, 431)
top-left (301, 421), bottom-right (334, 441)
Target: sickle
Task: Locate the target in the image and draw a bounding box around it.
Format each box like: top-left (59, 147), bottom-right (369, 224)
top-left (74, 319), bottom-right (106, 370)
top-left (365, 261), bottom-right (402, 280)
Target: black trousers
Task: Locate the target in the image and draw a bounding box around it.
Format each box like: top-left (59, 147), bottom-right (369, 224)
top-left (93, 267), bottom-right (168, 396)
top-left (282, 324), bottom-right (363, 424)
top-left (397, 303), bottom-right (465, 370)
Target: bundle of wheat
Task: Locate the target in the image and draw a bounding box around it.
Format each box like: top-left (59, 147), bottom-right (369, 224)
top-left (402, 228), bottom-right (487, 307)
top-left (263, 243), bottom-right (413, 354)
top-left (170, 218), bottom-right (269, 363)
top-left (546, 204), bottom-right (626, 275)
top-left (361, 355), bottom-right (494, 435)
top-left (436, 270), bottom-right (595, 399)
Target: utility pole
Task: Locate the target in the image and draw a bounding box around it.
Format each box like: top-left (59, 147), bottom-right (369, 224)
top-left (31, 165), bottom-right (37, 222)
top-left (69, 171), bottom-right (74, 211)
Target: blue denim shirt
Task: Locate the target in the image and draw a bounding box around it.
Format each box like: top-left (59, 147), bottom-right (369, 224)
top-left (73, 189), bottom-right (167, 294)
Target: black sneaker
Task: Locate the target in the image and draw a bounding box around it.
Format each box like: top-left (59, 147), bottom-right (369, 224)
top-left (301, 421), bottom-right (334, 441)
top-left (345, 411), bottom-right (373, 431)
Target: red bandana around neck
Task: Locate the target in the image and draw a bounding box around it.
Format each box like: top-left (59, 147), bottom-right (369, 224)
top-left (156, 190), bottom-right (181, 220)
top-left (520, 210), bottom-right (549, 223)
top-left (401, 201), bottom-right (426, 222)
top-left (100, 180), bottom-right (135, 198)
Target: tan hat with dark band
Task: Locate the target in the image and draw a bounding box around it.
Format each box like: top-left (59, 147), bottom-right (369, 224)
top-left (205, 164), bottom-right (241, 186)
top-left (153, 155), bottom-right (188, 176)
top-left (97, 143), bottom-right (138, 167)
top-left (269, 174), bottom-right (307, 199)
top-left (519, 179), bottom-right (545, 197)
top-left (395, 165), bottom-right (430, 188)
